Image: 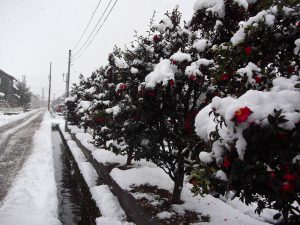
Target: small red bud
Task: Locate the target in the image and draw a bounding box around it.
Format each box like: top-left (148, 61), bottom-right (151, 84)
top-left (287, 66), bottom-right (295, 74)
top-left (270, 171), bottom-right (276, 179)
top-left (220, 73), bottom-right (230, 81)
top-left (254, 76), bottom-right (262, 84)
top-left (222, 156), bottom-right (231, 168)
top-left (245, 47), bottom-right (252, 56)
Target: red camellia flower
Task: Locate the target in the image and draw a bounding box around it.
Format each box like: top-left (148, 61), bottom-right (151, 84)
top-left (188, 73), bottom-right (197, 81)
top-left (233, 107), bottom-right (252, 124)
top-left (153, 35), bottom-right (160, 42)
top-left (281, 183), bottom-right (295, 192)
top-left (170, 59), bottom-right (177, 65)
top-left (254, 76), bottom-right (262, 84)
top-left (222, 156), bottom-right (231, 168)
top-left (169, 79), bottom-right (175, 87)
top-left (297, 21), bottom-right (300, 27)
top-left (220, 73), bottom-right (230, 81)
top-left (283, 173), bottom-right (298, 182)
top-left (119, 83), bottom-right (127, 90)
top-left (245, 46), bottom-right (252, 56)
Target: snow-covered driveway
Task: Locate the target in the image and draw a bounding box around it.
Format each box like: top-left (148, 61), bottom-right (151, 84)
top-left (0, 109), bottom-right (44, 200)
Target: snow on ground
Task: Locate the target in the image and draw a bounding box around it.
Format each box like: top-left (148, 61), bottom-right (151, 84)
top-left (58, 124), bottom-right (133, 225)
top-left (66, 124), bottom-right (155, 168)
top-left (0, 109), bottom-right (40, 127)
top-left (63, 121), bottom-right (276, 225)
top-left (111, 166), bottom-right (272, 225)
top-left (0, 112), bottom-right (61, 225)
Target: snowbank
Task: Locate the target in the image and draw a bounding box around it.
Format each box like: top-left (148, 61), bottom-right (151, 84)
top-left (0, 112), bottom-right (60, 225)
top-left (0, 109), bottom-right (39, 127)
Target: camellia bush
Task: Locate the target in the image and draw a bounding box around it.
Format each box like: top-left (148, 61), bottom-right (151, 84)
top-left (194, 77), bottom-right (300, 223)
top-left (190, 0), bottom-right (300, 223)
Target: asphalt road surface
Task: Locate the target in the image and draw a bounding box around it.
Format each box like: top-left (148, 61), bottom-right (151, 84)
top-left (0, 110), bottom-right (44, 201)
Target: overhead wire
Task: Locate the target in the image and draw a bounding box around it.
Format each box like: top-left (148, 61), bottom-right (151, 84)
top-left (72, 0), bottom-right (114, 58)
top-left (72, 0), bottom-right (103, 51)
top-left (72, 0), bottom-right (118, 63)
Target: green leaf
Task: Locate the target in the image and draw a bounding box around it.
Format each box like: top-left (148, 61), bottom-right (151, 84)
top-left (294, 83), bottom-right (300, 88)
top-left (273, 213), bottom-right (281, 220)
top-left (268, 115), bottom-right (275, 125)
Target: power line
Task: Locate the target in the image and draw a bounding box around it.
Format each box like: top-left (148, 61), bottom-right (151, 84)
top-left (73, 0), bottom-right (114, 58)
top-left (73, 0), bottom-right (119, 63)
top-left (72, 0), bottom-right (103, 51)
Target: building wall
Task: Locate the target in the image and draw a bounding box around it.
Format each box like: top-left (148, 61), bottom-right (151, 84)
top-left (0, 70), bottom-right (19, 106)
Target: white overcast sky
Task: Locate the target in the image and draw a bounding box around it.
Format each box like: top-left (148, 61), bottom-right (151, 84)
top-left (0, 0), bottom-right (195, 99)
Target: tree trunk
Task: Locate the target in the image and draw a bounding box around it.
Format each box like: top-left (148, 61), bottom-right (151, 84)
top-left (171, 160), bottom-right (185, 204)
top-left (126, 151), bottom-right (133, 165)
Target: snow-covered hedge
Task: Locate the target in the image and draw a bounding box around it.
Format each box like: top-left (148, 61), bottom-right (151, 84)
top-left (65, 0), bottom-right (300, 222)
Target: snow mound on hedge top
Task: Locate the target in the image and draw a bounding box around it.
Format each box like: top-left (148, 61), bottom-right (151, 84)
top-left (170, 50), bottom-right (192, 62)
top-left (195, 89), bottom-right (300, 160)
top-left (237, 62), bottom-right (261, 83)
top-left (194, 0), bottom-right (226, 18)
top-left (145, 59), bottom-right (177, 88)
top-left (154, 16), bottom-right (174, 32)
top-left (272, 75), bottom-right (300, 92)
top-left (192, 39), bottom-right (211, 52)
top-left (193, 0), bottom-right (253, 18)
top-left (65, 95), bottom-right (76, 103)
top-left (114, 56), bottom-right (128, 68)
top-left (231, 9), bottom-right (275, 45)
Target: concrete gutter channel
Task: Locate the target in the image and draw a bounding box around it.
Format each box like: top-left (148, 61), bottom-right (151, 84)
top-left (52, 125), bottom-right (100, 225)
top-left (54, 124), bottom-right (162, 225)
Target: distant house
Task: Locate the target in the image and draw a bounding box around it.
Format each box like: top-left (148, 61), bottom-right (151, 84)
top-left (0, 69), bottom-right (20, 106)
top-left (30, 94), bottom-right (40, 109)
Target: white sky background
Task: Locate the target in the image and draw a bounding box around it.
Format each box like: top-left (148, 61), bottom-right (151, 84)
top-left (0, 0), bottom-right (194, 99)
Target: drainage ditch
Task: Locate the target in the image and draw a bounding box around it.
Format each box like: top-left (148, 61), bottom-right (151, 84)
top-left (52, 127), bottom-right (100, 225)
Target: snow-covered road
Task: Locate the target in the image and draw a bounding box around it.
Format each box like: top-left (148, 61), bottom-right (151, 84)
top-left (0, 112), bottom-right (60, 225)
top-left (0, 109), bottom-right (44, 200)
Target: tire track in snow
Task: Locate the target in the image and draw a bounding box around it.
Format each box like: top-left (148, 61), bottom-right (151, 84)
top-left (0, 110), bottom-right (44, 201)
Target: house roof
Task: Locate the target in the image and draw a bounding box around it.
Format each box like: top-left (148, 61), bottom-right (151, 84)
top-left (0, 69), bottom-right (18, 81)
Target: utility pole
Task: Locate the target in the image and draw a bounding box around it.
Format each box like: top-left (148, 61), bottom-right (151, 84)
top-left (65, 50), bottom-right (71, 131)
top-left (66, 50), bottom-right (71, 97)
top-left (48, 62), bottom-right (52, 111)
